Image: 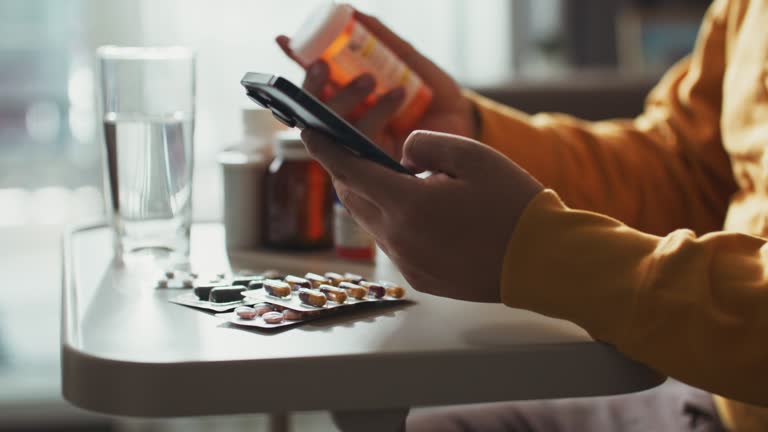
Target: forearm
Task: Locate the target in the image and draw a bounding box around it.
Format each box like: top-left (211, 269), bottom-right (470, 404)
top-left (462, 0), bottom-right (736, 235)
top-left (503, 190), bottom-right (768, 406)
top-left (466, 90), bottom-right (735, 235)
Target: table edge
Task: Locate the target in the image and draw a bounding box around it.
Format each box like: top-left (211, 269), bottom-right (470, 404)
top-left (60, 224), bottom-right (665, 417)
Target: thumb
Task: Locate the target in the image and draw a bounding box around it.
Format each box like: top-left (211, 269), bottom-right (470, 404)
top-left (401, 130), bottom-right (478, 177)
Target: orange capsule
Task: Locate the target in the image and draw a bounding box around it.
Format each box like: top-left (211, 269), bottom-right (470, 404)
top-left (264, 280), bottom-right (292, 298)
top-left (304, 272), bottom-right (330, 288)
top-left (360, 281), bottom-right (385, 299)
top-left (339, 281), bottom-right (367, 300)
top-left (298, 288), bottom-right (327, 307)
top-left (319, 284), bottom-right (348, 303)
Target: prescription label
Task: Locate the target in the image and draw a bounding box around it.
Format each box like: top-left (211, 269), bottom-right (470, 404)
top-left (328, 21), bottom-right (423, 115)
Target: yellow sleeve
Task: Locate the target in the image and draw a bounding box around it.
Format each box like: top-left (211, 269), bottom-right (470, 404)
top-left (467, 0), bottom-right (736, 237)
top-left (504, 189), bottom-right (768, 406)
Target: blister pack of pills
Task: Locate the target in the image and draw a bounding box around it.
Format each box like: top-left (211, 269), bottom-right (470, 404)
top-left (169, 270), bottom-right (408, 328)
top-left (242, 273), bottom-right (405, 312)
top-left (216, 303), bottom-right (339, 329)
top-left (168, 270), bottom-right (283, 312)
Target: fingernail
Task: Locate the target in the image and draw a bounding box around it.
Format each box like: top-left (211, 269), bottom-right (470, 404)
top-left (355, 74), bottom-right (375, 89)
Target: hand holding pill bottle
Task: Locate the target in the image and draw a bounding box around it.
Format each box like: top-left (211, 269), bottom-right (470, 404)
top-left (288, 3), bottom-right (432, 132)
top-left (278, 6), bottom-right (476, 162)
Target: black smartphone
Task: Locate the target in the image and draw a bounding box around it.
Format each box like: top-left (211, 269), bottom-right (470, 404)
top-left (240, 72), bottom-right (412, 175)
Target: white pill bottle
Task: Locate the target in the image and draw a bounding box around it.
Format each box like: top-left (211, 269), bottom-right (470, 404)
top-left (289, 3), bottom-right (433, 132)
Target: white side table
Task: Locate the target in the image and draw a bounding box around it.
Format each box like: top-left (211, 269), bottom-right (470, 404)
top-left (61, 223), bottom-right (663, 431)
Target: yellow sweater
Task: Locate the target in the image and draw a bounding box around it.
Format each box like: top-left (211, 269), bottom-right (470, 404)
top-left (470, 0), bottom-right (768, 430)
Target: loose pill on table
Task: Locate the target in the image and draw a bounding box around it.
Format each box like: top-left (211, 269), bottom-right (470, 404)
top-left (338, 281), bottom-right (367, 300)
top-left (324, 272), bottom-right (345, 286)
top-left (261, 269), bottom-right (284, 280)
top-left (253, 303), bottom-right (274, 316)
top-left (208, 286), bottom-right (246, 303)
top-left (304, 272), bottom-right (330, 288)
top-left (264, 280), bottom-right (292, 298)
top-left (235, 306), bottom-right (257, 320)
top-left (298, 288), bottom-right (327, 307)
top-left (284, 275), bottom-right (312, 291)
top-left (381, 281), bottom-right (406, 298)
top-left (282, 309), bottom-right (305, 321)
top-left (360, 281), bottom-right (385, 299)
top-left (319, 284), bottom-right (348, 303)
top-left (344, 272), bottom-right (364, 284)
top-left (232, 276), bottom-right (264, 287)
top-left (262, 311), bottom-right (285, 324)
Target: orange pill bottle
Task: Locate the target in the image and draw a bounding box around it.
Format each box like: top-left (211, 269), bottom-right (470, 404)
top-left (289, 3), bottom-right (433, 132)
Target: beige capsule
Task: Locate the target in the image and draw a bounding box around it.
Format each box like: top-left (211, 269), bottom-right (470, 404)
top-left (360, 281), bottom-right (385, 299)
top-left (344, 272), bottom-right (364, 284)
top-left (339, 281), bottom-right (367, 300)
top-left (324, 272), bottom-right (345, 286)
top-left (298, 288), bottom-right (327, 307)
top-left (304, 272), bottom-right (330, 288)
top-left (319, 284), bottom-right (348, 303)
top-left (284, 275), bottom-right (312, 291)
top-left (260, 269), bottom-right (284, 280)
top-left (264, 279), bottom-right (292, 298)
top-left (381, 281), bottom-right (406, 299)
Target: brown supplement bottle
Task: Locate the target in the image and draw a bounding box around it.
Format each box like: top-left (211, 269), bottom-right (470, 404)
top-left (264, 131), bottom-right (333, 250)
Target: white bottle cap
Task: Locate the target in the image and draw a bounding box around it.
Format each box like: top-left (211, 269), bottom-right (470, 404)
top-left (273, 130), bottom-right (310, 160)
top-left (243, 107), bottom-right (283, 138)
top-left (289, 3), bottom-right (354, 65)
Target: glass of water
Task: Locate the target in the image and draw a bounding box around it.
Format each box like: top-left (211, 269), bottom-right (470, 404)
top-left (98, 46), bottom-right (195, 266)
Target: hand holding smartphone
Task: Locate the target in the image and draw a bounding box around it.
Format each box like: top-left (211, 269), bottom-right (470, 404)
top-left (240, 72), bottom-right (412, 175)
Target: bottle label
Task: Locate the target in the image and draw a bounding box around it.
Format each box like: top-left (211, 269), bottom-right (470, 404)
top-left (334, 203), bottom-right (375, 255)
top-left (331, 20), bottom-right (423, 115)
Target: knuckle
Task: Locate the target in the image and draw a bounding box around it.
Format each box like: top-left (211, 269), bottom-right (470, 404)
top-left (402, 132), bottom-right (425, 156)
top-left (334, 180), bottom-right (355, 203)
top-left (337, 187), bottom-right (353, 205)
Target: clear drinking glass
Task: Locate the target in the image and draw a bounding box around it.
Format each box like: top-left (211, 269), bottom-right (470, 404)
top-left (98, 46), bottom-right (196, 266)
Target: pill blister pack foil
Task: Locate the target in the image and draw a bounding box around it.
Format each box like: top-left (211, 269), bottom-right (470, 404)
top-left (243, 289), bottom-right (404, 312)
top-left (168, 293), bottom-right (260, 312)
top-left (215, 305), bottom-right (341, 329)
top-left (168, 270), bottom-right (409, 330)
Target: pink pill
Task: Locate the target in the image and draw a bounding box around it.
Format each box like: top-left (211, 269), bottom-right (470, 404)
top-left (235, 306), bottom-right (257, 320)
top-left (262, 311), bottom-right (285, 324)
top-left (253, 303), bottom-right (274, 316)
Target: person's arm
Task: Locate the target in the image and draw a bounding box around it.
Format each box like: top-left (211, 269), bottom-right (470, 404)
top-left (467, 0), bottom-right (737, 236)
top-left (299, 121), bottom-right (767, 406)
top-left (502, 189), bottom-right (768, 406)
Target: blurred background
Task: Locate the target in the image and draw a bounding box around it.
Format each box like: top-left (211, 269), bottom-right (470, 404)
top-left (0, 0), bottom-right (709, 430)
